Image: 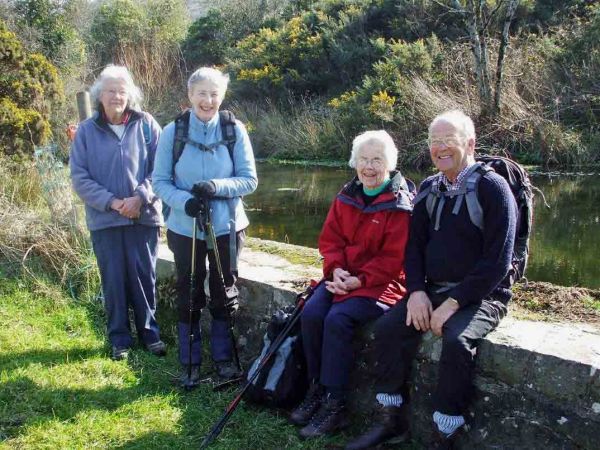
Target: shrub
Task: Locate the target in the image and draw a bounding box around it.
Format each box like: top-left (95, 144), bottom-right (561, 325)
top-left (0, 20), bottom-right (62, 156)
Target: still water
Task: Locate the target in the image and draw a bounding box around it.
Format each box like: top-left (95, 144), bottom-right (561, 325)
top-left (245, 162), bottom-right (600, 289)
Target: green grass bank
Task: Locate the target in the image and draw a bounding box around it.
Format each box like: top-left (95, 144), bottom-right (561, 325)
top-left (0, 274), bottom-right (360, 449)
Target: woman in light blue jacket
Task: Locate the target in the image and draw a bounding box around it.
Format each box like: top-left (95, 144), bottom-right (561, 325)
top-left (153, 67), bottom-right (257, 383)
top-left (70, 65), bottom-right (166, 361)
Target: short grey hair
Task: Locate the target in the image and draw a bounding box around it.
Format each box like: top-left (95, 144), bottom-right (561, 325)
top-left (89, 65), bottom-right (143, 111)
top-left (187, 67), bottom-right (230, 95)
top-left (429, 110), bottom-right (476, 141)
top-left (348, 130), bottom-right (398, 170)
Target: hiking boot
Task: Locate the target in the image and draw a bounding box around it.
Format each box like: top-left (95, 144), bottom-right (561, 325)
top-left (111, 346), bottom-right (129, 361)
top-left (146, 340), bottom-right (167, 357)
top-left (428, 423), bottom-right (470, 450)
top-left (290, 382), bottom-right (325, 426)
top-left (215, 360), bottom-right (242, 380)
top-left (299, 395), bottom-right (349, 439)
top-left (345, 404), bottom-right (409, 449)
top-left (178, 365), bottom-right (201, 388)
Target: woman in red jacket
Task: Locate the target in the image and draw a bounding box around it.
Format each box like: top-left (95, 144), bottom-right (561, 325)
top-left (290, 130), bottom-right (413, 439)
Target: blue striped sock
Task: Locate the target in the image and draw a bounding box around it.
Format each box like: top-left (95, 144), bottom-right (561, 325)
top-left (376, 393), bottom-right (403, 407)
top-left (433, 411), bottom-right (465, 435)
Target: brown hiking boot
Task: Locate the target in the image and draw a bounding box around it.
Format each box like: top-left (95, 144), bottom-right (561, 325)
top-left (345, 404), bottom-right (409, 449)
top-left (299, 395), bottom-right (349, 439)
top-left (289, 382), bottom-right (324, 426)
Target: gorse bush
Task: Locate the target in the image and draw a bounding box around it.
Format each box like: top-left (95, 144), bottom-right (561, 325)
top-left (0, 19), bottom-right (63, 156)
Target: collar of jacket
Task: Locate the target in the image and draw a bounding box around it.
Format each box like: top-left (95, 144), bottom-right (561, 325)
top-left (337, 171), bottom-right (413, 213)
top-left (93, 108), bottom-right (144, 133)
top-left (188, 109), bottom-right (220, 136)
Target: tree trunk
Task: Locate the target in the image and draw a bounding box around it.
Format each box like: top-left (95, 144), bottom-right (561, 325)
top-left (493, 0), bottom-right (520, 115)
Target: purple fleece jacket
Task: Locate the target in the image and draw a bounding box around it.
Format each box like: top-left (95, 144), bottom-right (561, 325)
top-left (70, 109), bottom-right (163, 231)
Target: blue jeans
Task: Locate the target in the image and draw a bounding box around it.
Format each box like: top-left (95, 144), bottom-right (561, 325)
top-left (301, 283), bottom-right (384, 392)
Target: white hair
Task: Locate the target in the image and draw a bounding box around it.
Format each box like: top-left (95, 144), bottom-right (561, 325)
top-left (429, 109), bottom-right (476, 141)
top-left (187, 67), bottom-right (230, 95)
top-left (348, 130), bottom-right (398, 170)
top-left (89, 65), bottom-right (143, 111)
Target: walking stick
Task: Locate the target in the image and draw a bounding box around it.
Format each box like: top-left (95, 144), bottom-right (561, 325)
top-left (199, 285), bottom-right (314, 449)
top-left (199, 197), bottom-right (242, 378)
top-left (182, 214), bottom-right (201, 390)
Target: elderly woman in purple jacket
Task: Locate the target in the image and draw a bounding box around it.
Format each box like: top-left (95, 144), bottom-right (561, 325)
top-left (70, 65), bottom-right (166, 361)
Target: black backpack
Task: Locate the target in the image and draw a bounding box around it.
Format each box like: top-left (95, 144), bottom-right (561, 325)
top-left (245, 305), bottom-right (308, 408)
top-left (414, 155), bottom-right (534, 284)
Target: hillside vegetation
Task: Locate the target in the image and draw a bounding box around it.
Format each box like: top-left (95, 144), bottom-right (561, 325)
top-left (1, 0), bottom-right (599, 166)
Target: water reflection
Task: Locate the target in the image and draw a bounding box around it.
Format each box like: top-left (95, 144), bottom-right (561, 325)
top-left (246, 162), bottom-right (600, 289)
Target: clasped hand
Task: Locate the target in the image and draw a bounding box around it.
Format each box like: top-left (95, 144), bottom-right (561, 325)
top-left (406, 291), bottom-right (459, 336)
top-left (111, 196), bottom-right (142, 219)
top-left (325, 268), bottom-right (362, 295)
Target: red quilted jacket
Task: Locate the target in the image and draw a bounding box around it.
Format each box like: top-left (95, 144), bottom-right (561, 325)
top-left (318, 172), bottom-right (412, 306)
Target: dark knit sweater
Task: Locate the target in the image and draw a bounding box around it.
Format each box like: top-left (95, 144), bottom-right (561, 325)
top-left (405, 171), bottom-right (517, 306)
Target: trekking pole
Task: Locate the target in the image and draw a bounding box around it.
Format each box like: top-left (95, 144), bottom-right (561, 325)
top-left (199, 285), bottom-right (314, 450)
top-left (199, 197), bottom-right (242, 377)
top-left (182, 214), bottom-right (201, 391)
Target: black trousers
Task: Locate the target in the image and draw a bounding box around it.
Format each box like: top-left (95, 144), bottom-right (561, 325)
top-left (372, 292), bottom-right (507, 415)
top-left (166, 228), bottom-right (245, 323)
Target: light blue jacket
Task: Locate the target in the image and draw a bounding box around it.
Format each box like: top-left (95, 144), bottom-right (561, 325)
top-left (70, 110), bottom-right (163, 231)
top-left (152, 110), bottom-right (258, 239)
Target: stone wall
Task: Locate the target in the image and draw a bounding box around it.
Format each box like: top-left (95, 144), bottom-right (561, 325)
top-left (157, 243), bottom-right (600, 449)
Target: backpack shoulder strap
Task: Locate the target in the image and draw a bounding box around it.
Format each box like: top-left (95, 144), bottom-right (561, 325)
top-left (142, 115), bottom-right (151, 148)
top-left (464, 163), bottom-right (490, 231)
top-left (219, 109), bottom-right (237, 165)
top-left (172, 110), bottom-right (191, 177)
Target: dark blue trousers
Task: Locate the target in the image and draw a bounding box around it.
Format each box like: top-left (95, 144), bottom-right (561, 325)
top-left (90, 224), bottom-right (161, 348)
top-left (372, 292), bottom-right (507, 415)
top-left (301, 283), bottom-right (384, 393)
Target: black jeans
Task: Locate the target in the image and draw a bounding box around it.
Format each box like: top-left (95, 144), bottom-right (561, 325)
top-left (166, 228), bottom-right (245, 322)
top-left (372, 292), bottom-right (507, 415)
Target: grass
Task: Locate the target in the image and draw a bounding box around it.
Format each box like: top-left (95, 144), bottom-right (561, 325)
top-left (0, 274), bottom-right (383, 450)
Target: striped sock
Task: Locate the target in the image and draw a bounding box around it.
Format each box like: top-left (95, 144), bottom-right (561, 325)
top-left (376, 393), bottom-right (403, 407)
top-left (433, 411), bottom-right (465, 435)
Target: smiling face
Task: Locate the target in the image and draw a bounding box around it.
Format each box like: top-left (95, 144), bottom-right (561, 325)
top-left (355, 141), bottom-right (389, 189)
top-left (188, 80), bottom-right (223, 122)
top-left (99, 79), bottom-right (128, 123)
top-left (429, 120), bottom-right (475, 182)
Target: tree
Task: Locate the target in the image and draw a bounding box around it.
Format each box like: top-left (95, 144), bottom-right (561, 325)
top-left (449, 0), bottom-right (520, 119)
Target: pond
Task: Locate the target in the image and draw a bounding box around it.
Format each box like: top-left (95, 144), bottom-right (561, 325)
top-left (245, 162), bottom-right (600, 289)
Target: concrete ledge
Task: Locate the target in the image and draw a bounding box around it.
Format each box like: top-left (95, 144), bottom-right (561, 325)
top-left (157, 242), bottom-right (600, 449)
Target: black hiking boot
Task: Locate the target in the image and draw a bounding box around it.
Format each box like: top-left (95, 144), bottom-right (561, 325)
top-left (289, 382), bottom-right (325, 426)
top-left (177, 365), bottom-right (201, 390)
top-left (299, 395), bottom-right (349, 439)
top-left (111, 346), bottom-right (129, 361)
top-left (345, 404), bottom-right (409, 449)
top-left (428, 423), bottom-right (470, 450)
top-left (145, 340), bottom-right (167, 357)
top-left (215, 360), bottom-right (242, 380)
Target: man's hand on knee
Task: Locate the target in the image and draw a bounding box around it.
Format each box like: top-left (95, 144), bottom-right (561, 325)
top-left (406, 290), bottom-right (432, 331)
top-left (430, 297), bottom-right (460, 336)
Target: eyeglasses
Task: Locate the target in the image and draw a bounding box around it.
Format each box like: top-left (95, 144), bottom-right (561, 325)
top-left (428, 136), bottom-right (464, 148)
top-left (104, 89), bottom-right (127, 97)
top-left (356, 157), bottom-right (385, 169)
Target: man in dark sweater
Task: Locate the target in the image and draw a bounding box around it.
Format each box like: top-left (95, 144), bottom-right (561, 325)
top-left (345, 110), bottom-right (517, 450)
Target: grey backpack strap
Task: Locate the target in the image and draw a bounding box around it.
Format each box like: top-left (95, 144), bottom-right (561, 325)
top-left (465, 168), bottom-right (485, 231)
top-left (433, 196), bottom-right (446, 231)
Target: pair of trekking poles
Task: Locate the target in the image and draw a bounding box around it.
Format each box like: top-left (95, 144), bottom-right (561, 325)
top-left (186, 195), bottom-right (315, 448)
top-left (182, 196), bottom-right (242, 391)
